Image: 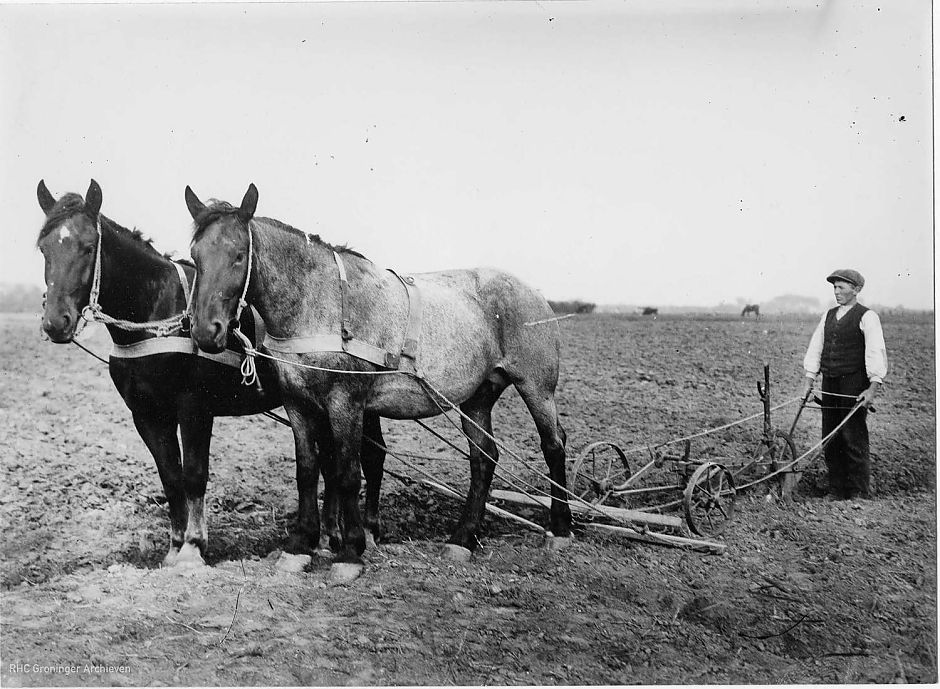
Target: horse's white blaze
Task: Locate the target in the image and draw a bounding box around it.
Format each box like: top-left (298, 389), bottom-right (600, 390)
top-left (57, 226), bottom-right (71, 243)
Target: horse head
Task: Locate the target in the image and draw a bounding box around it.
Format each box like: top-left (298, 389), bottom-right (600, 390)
top-left (35, 179), bottom-right (103, 342)
top-left (186, 183), bottom-right (258, 353)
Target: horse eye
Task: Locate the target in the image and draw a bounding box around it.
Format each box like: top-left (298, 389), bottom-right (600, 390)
top-left (234, 252), bottom-right (245, 264)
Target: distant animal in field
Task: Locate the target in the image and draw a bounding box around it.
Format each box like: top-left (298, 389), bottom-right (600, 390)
top-left (641, 307), bottom-right (659, 316)
top-left (741, 304), bottom-right (760, 319)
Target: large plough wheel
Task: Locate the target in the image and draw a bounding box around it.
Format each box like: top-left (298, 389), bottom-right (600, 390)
top-left (568, 441), bottom-right (632, 507)
top-left (683, 462), bottom-right (736, 536)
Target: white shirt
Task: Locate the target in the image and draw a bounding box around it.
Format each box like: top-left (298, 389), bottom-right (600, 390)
top-left (803, 304), bottom-right (888, 383)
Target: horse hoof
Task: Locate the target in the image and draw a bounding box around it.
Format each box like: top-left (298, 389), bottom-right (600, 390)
top-left (312, 535), bottom-right (333, 558)
top-left (329, 562), bottom-right (364, 584)
top-left (162, 547), bottom-right (181, 567)
top-left (172, 543), bottom-right (206, 569)
top-left (364, 530), bottom-right (377, 550)
top-left (544, 533), bottom-right (575, 552)
top-left (442, 544), bottom-right (472, 562)
top-left (276, 552), bottom-right (312, 573)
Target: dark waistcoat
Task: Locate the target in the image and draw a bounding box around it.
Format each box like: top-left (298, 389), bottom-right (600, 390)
top-left (821, 303), bottom-right (869, 376)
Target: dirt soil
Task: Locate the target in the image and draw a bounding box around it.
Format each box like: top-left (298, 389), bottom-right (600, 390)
top-left (0, 311), bottom-right (936, 685)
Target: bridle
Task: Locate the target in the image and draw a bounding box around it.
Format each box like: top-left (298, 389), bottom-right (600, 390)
top-left (206, 218), bottom-right (255, 354)
top-left (187, 218), bottom-right (257, 385)
top-left (64, 216), bottom-right (188, 339)
top-left (74, 216), bottom-right (104, 337)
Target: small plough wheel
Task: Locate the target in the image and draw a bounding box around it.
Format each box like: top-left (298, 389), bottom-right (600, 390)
top-left (568, 441), bottom-right (632, 507)
top-left (683, 462), bottom-right (736, 536)
top-left (767, 429), bottom-right (799, 496)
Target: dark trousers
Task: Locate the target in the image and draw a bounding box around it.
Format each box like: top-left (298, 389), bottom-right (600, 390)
top-left (821, 370), bottom-right (870, 497)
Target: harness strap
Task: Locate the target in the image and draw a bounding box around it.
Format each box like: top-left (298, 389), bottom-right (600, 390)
top-left (173, 262), bottom-right (190, 300)
top-left (249, 305), bottom-right (266, 346)
top-left (263, 332), bottom-right (394, 368)
top-left (110, 338), bottom-right (244, 369)
top-left (387, 269), bottom-right (423, 372)
top-left (334, 251), bottom-right (353, 343)
top-left (262, 263), bottom-right (423, 371)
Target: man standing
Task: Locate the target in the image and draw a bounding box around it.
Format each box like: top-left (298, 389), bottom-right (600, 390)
top-left (802, 269), bottom-right (888, 499)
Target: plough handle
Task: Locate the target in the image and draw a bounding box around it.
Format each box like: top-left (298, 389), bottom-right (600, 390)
top-left (788, 389), bottom-right (814, 438)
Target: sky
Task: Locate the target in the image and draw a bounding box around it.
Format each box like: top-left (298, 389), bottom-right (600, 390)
top-left (1, 0), bottom-right (933, 309)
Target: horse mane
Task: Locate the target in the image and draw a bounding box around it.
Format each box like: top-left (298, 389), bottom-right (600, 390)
top-left (191, 200), bottom-right (365, 260)
top-left (37, 193), bottom-right (175, 261)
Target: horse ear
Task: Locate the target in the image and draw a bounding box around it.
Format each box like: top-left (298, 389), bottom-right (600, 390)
top-left (84, 179), bottom-right (103, 219)
top-left (185, 185), bottom-right (206, 221)
top-left (238, 183), bottom-right (258, 221)
top-left (37, 180), bottom-right (56, 214)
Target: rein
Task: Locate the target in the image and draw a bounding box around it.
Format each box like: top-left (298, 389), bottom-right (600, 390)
top-left (75, 218), bottom-right (188, 338)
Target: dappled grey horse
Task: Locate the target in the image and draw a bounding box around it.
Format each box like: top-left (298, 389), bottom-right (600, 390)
top-left (185, 184), bottom-right (573, 580)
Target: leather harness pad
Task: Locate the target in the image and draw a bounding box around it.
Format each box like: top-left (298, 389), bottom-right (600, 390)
top-left (263, 253), bottom-right (423, 372)
top-left (110, 337), bottom-right (244, 369)
top-left (108, 261), bottom-right (252, 371)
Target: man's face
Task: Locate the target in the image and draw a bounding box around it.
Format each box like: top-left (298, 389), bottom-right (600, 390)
top-left (832, 280), bottom-right (860, 305)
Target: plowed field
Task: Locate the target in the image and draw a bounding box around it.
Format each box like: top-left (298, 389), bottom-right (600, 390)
top-left (1, 312), bottom-right (935, 685)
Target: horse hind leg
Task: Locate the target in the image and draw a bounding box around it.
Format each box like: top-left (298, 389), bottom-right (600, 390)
top-left (514, 382), bottom-right (573, 541)
top-left (361, 412), bottom-right (386, 548)
top-left (446, 378), bottom-right (507, 558)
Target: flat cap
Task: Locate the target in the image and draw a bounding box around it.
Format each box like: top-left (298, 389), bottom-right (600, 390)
top-left (826, 269), bottom-right (864, 288)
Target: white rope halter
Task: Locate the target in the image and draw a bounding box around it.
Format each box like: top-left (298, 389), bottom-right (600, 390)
top-left (228, 220), bottom-right (258, 386)
top-left (74, 218), bottom-right (187, 338)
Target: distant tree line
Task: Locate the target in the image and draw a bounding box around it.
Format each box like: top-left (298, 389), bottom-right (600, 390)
top-left (0, 284), bottom-right (44, 313)
top-left (548, 299), bottom-right (595, 314)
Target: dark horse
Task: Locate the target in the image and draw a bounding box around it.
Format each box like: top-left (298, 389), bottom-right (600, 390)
top-left (35, 180), bottom-right (384, 567)
top-left (185, 184), bottom-right (572, 581)
top-left (741, 304), bottom-right (760, 319)
top-left (641, 307), bottom-right (658, 316)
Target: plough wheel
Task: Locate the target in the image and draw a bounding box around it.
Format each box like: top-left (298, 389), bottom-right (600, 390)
top-left (683, 462), bottom-right (736, 536)
top-left (766, 429), bottom-right (798, 495)
top-left (568, 441), bottom-right (632, 506)
top-left (751, 429), bottom-right (797, 469)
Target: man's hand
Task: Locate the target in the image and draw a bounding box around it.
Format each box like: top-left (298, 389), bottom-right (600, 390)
top-left (801, 377), bottom-right (815, 400)
top-left (857, 384), bottom-right (880, 409)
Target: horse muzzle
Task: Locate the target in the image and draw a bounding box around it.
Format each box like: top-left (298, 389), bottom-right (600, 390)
top-left (41, 310), bottom-right (77, 343)
top-left (191, 318), bottom-right (228, 354)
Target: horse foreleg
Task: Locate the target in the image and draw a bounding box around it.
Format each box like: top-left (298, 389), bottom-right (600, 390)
top-left (284, 405), bottom-right (327, 555)
top-left (361, 412), bottom-right (386, 548)
top-left (324, 399), bottom-right (367, 568)
top-left (132, 413), bottom-right (186, 566)
top-left (177, 412), bottom-right (213, 567)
